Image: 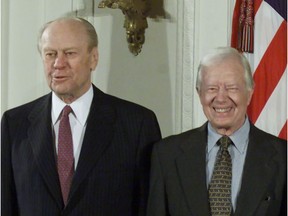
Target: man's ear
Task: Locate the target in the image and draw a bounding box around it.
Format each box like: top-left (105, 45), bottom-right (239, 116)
top-left (90, 47), bottom-right (99, 71)
top-left (196, 87), bottom-right (201, 96)
top-left (247, 88), bottom-right (254, 105)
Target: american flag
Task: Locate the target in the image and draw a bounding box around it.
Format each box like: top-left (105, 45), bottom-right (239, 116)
top-left (231, 0), bottom-right (287, 140)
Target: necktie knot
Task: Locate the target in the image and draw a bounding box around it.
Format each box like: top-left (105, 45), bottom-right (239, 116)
top-left (218, 135), bottom-right (232, 150)
top-left (61, 105), bottom-right (72, 118)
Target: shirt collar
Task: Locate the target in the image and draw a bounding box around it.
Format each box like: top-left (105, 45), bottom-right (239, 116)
top-left (207, 117), bottom-right (250, 154)
top-left (51, 85), bottom-right (94, 126)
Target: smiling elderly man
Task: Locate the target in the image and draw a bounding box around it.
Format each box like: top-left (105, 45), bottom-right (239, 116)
top-left (147, 47), bottom-right (287, 216)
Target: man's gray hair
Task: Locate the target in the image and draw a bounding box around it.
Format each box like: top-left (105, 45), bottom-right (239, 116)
top-left (196, 47), bottom-right (254, 91)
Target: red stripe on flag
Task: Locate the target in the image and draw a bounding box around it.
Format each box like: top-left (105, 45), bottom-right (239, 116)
top-left (247, 21), bottom-right (287, 122)
top-left (278, 121), bottom-right (287, 140)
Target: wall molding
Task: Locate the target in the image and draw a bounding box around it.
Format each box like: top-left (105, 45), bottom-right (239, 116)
top-left (175, 0), bottom-right (196, 133)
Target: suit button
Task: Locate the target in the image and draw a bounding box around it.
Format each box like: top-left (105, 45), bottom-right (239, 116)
top-left (265, 196), bottom-right (271, 201)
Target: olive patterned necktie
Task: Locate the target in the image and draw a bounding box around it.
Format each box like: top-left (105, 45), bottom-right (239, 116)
top-left (57, 105), bottom-right (74, 206)
top-left (208, 136), bottom-right (233, 216)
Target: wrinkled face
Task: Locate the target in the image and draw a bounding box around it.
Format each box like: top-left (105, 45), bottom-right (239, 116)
top-left (197, 57), bottom-right (254, 135)
top-left (40, 20), bottom-right (98, 103)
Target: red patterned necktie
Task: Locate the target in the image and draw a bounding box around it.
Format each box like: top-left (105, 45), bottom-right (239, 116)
top-left (208, 136), bottom-right (233, 216)
top-left (57, 105), bottom-right (74, 206)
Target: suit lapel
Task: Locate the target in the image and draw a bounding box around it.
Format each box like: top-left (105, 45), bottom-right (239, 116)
top-left (234, 124), bottom-right (277, 216)
top-left (28, 94), bottom-right (63, 209)
top-left (68, 86), bottom-right (116, 203)
top-left (175, 123), bottom-right (211, 216)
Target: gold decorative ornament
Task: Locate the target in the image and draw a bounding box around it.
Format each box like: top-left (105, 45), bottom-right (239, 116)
top-left (98, 0), bottom-right (150, 56)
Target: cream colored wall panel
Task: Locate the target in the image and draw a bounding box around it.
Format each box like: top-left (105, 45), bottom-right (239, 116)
top-left (1, 0), bottom-right (8, 115)
top-left (1, 0), bottom-right (232, 137)
top-left (43, 0), bottom-right (74, 21)
top-left (6, 0), bottom-right (45, 109)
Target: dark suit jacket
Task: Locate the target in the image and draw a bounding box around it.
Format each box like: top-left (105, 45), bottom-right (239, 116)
top-left (1, 85), bottom-right (161, 216)
top-left (147, 122), bottom-right (287, 216)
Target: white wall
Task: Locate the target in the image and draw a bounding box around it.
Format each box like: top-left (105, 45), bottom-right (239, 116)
top-left (1, 0), bottom-right (232, 138)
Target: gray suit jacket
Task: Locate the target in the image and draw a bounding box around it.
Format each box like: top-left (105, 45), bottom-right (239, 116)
top-left (147, 122), bottom-right (287, 216)
top-left (2, 85), bottom-right (162, 216)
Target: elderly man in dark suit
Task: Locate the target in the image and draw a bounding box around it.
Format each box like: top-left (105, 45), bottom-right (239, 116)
top-left (147, 47), bottom-right (286, 216)
top-left (1, 17), bottom-right (161, 216)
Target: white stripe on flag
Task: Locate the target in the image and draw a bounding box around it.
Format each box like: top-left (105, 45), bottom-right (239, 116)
top-left (252, 1), bottom-right (283, 72)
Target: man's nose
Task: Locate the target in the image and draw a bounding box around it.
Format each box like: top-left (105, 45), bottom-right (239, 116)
top-left (215, 87), bottom-right (228, 101)
top-left (53, 54), bottom-right (66, 68)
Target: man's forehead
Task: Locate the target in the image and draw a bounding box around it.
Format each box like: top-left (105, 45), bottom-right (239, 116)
top-left (43, 20), bottom-right (85, 37)
top-left (41, 23), bottom-right (87, 44)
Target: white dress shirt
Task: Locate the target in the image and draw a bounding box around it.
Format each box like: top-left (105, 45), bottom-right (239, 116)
top-left (51, 85), bottom-right (93, 169)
